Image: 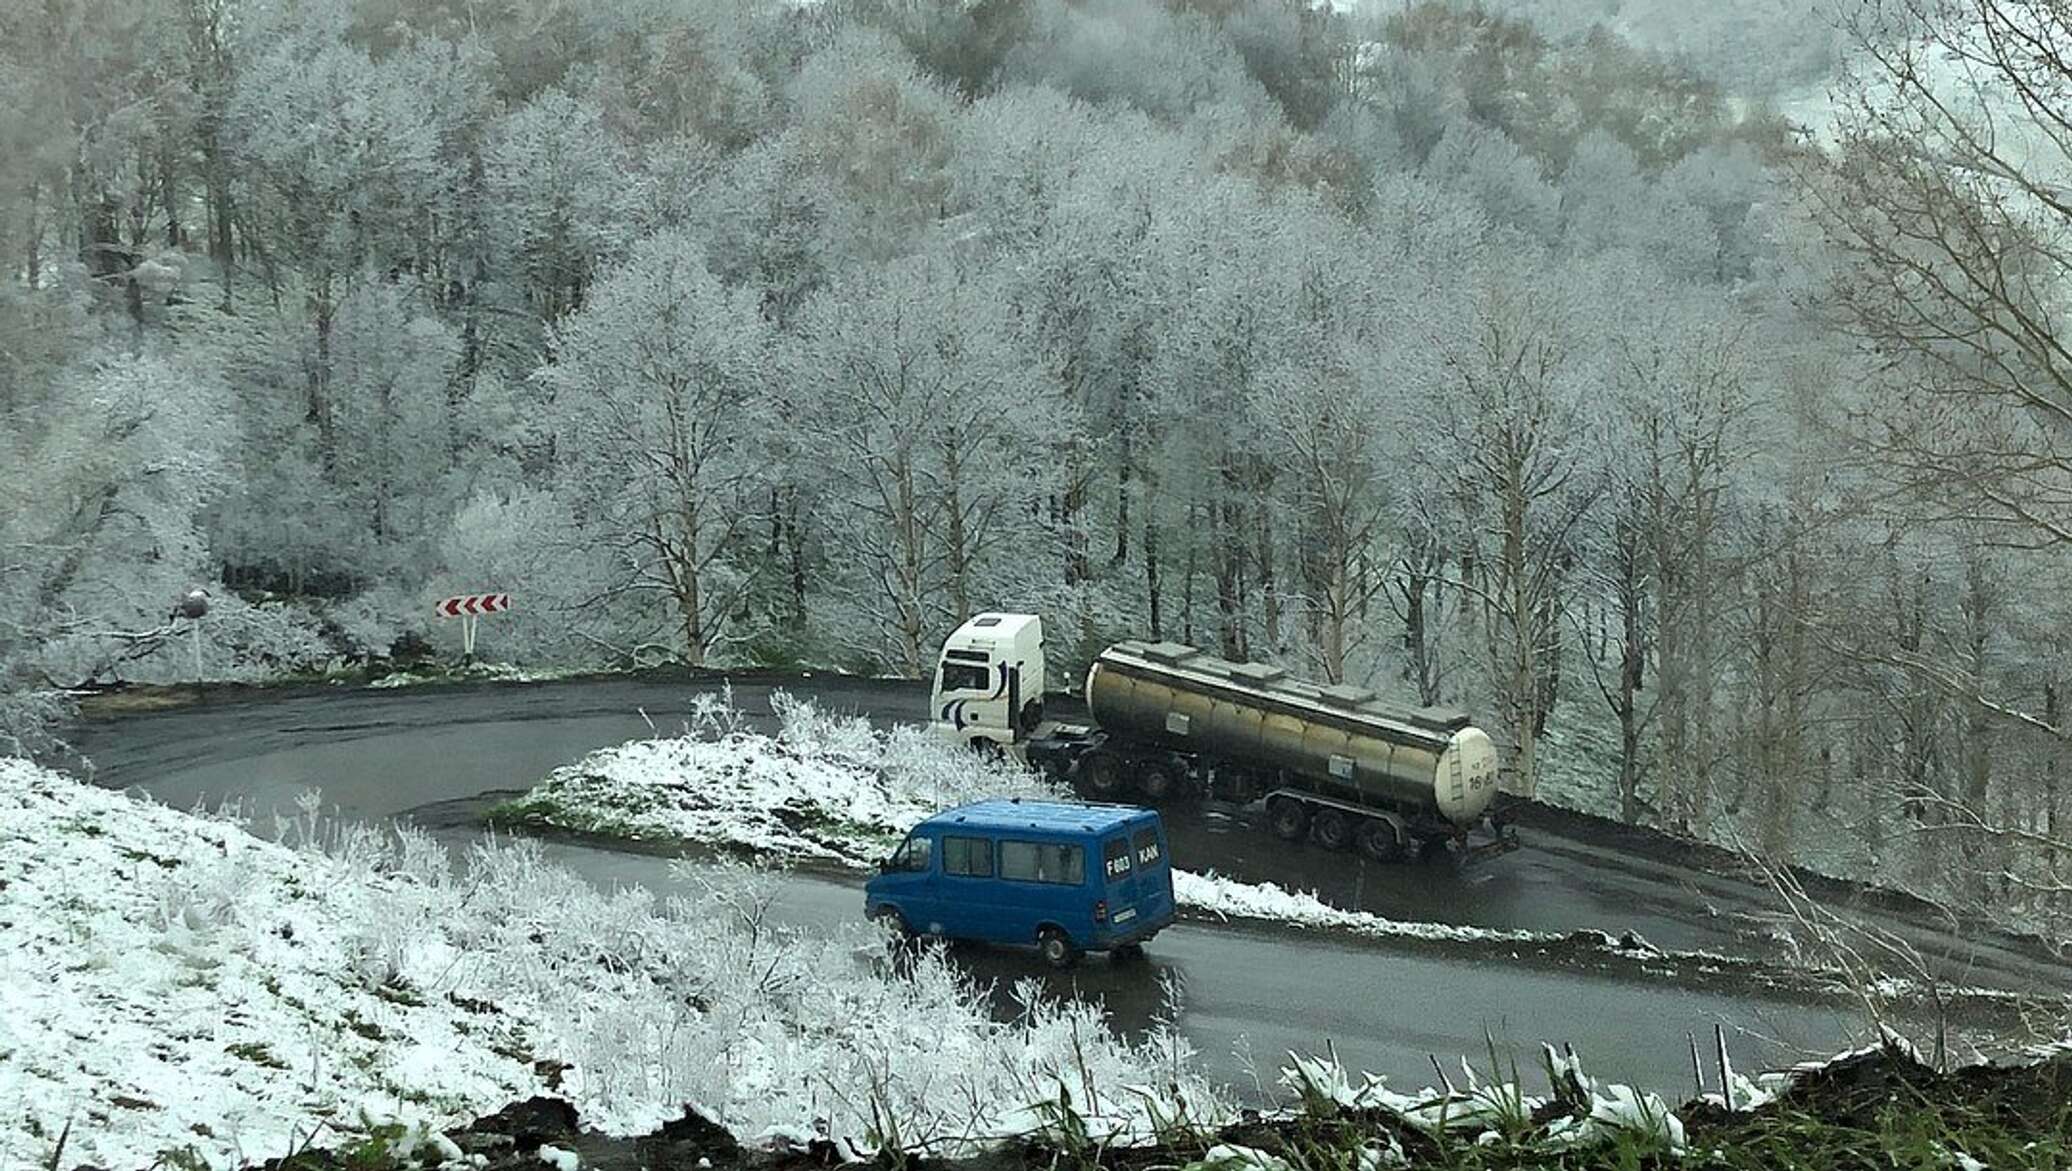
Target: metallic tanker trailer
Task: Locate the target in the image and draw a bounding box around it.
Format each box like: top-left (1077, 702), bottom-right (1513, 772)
top-left (928, 614), bottom-right (1517, 864)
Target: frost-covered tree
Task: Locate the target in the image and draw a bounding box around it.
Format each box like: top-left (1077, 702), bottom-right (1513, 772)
top-left (787, 249), bottom-right (1048, 673)
top-left (329, 282), bottom-right (460, 560)
top-left (1802, 0), bottom-right (2072, 897)
top-left (1431, 265), bottom-right (1603, 799)
top-left (487, 87), bottom-right (633, 320)
top-left (540, 230), bottom-right (772, 667)
top-left (790, 27), bottom-right (962, 264)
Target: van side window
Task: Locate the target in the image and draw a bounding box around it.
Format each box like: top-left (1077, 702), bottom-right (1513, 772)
top-left (1131, 830), bottom-right (1163, 868)
top-left (890, 835), bottom-right (932, 873)
top-left (942, 835), bottom-right (993, 877)
top-left (1102, 837), bottom-right (1132, 880)
top-left (1000, 840), bottom-right (1084, 885)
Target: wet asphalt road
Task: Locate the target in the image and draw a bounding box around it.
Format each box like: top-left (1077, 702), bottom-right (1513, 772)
top-left (71, 674), bottom-right (2066, 1096)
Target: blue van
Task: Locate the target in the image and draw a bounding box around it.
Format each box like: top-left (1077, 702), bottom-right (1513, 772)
top-left (864, 800), bottom-right (1175, 967)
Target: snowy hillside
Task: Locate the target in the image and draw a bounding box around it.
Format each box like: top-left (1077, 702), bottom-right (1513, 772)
top-left (0, 759), bottom-right (1215, 1169)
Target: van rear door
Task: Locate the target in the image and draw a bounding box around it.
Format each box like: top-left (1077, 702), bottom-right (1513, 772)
top-left (1126, 818), bottom-right (1174, 926)
top-left (1099, 834), bottom-right (1141, 932)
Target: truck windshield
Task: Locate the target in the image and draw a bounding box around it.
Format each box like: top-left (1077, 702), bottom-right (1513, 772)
top-left (939, 663), bottom-right (990, 693)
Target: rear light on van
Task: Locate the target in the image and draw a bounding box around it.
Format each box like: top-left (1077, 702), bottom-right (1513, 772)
top-left (1094, 900), bottom-right (1108, 923)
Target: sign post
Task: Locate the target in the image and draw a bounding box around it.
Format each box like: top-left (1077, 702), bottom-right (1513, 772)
top-left (434, 593), bottom-right (511, 663)
top-left (175, 587), bottom-right (210, 682)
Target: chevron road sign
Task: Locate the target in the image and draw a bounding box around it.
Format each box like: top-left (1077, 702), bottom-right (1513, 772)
top-left (434, 593), bottom-right (511, 658)
top-left (436, 593), bottom-right (510, 618)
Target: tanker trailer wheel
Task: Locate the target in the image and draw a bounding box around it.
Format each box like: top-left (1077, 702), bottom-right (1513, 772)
top-left (1137, 760), bottom-right (1180, 802)
top-left (1267, 797), bottom-right (1310, 841)
top-left (1356, 817), bottom-right (1406, 863)
top-left (1076, 751), bottom-right (1127, 799)
top-left (1420, 837), bottom-right (1466, 872)
top-left (1311, 808), bottom-right (1352, 851)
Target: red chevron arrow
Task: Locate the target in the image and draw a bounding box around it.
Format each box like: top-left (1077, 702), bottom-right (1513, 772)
top-left (436, 593), bottom-right (512, 619)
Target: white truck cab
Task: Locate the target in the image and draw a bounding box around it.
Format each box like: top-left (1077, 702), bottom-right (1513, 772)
top-left (930, 612), bottom-right (1047, 751)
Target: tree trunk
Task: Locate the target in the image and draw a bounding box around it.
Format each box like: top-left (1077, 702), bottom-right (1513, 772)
top-left (1256, 493), bottom-right (1279, 657)
top-left (1114, 435), bottom-right (1131, 566)
top-left (1617, 546), bottom-right (1644, 825)
top-left (1213, 495), bottom-right (1245, 661)
top-left (943, 434), bottom-right (971, 622)
top-left (2047, 683), bottom-right (2064, 911)
top-left (1182, 501), bottom-right (1198, 646)
top-left (1144, 498), bottom-right (1163, 639)
top-left (1960, 551), bottom-right (1995, 907)
top-left (894, 455), bottom-right (926, 676)
top-left (311, 280), bottom-right (338, 473)
top-left (161, 140), bottom-right (181, 248)
top-left (25, 180), bottom-right (40, 289)
top-left (679, 509), bottom-right (705, 669)
top-left (786, 489), bottom-right (806, 629)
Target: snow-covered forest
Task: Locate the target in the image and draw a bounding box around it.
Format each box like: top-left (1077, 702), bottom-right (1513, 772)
top-left (3, 0), bottom-right (2069, 926)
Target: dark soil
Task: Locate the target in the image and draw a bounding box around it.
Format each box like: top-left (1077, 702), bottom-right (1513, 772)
top-left (240, 1046), bottom-right (2071, 1171)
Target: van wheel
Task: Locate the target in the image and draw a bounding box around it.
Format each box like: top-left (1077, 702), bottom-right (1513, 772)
top-left (870, 907), bottom-right (913, 943)
top-left (1038, 928), bottom-right (1081, 969)
top-left (1077, 751), bottom-right (1126, 798)
top-left (1357, 818), bottom-right (1406, 863)
top-left (1267, 797), bottom-right (1309, 841)
top-left (1312, 809), bottom-right (1352, 851)
top-left (1137, 761), bottom-right (1179, 801)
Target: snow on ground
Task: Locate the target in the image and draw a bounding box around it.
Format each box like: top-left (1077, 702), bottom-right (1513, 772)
top-left (1173, 869), bottom-right (1548, 945)
top-left (0, 758), bottom-right (1219, 1170)
top-left (498, 695), bottom-right (1572, 948)
top-left (367, 662), bottom-right (584, 689)
top-left (494, 690), bottom-right (1057, 865)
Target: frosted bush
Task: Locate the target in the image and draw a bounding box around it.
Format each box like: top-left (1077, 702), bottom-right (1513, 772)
top-left (328, 585), bottom-right (421, 661)
top-left (771, 689), bottom-right (882, 761)
top-left (508, 693), bottom-right (1063, 867)
top-left (0, 685), bottom-right (69, 758)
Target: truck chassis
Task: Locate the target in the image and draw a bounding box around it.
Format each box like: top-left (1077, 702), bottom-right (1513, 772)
top-left (1023, 721), bottom-right (1519, 866)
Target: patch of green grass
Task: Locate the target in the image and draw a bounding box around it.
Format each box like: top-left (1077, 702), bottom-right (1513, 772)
top-left (374, 980), bottom-right (425, 1008)
top-left (342, 1010), bottom-right (386, 1042)
top-left (225, 1041), bottom-right (290, 1070)
top-left (1681, 1097), bottom-right (2072, 1171)
top-left (154, 1143), bottom-right (212, 1171)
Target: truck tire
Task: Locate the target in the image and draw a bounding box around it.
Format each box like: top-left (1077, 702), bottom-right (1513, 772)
top-left (1357, 817), bottom-right (1406, 862)
top-left (1267, 797), bottom-right (1309, 841)
top-left (1077, 751), bottom-right (1127, 798)
top-left (1420, 837), bottom-right (1465, 871)
top-left (1312, 808), bottom-right (1352, 851)
top-left (1137, 760), bottom-right (1180, 801)
top-left (1039, 927), bottom-right (1081, 969)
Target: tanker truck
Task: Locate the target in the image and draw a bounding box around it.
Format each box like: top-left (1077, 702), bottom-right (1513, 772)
top-left (929, 613), bottom-right (1518, 864)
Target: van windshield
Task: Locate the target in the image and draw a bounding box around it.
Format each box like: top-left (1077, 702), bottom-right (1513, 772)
top-left (888, 835), bottom-right (932, 873)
